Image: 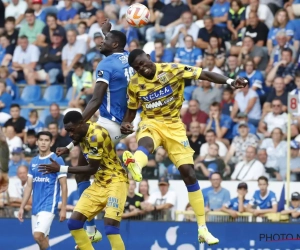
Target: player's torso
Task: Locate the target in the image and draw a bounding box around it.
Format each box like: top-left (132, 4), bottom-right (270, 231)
top-left (135, 63), bottom-right (185, 123)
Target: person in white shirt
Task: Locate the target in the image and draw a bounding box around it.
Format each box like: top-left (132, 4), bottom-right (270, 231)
top-left (203, 54), bottom-right (223, 87)
top-left (5, 125), bottom-right (22, 157)
top-left (142, 177), bottom-right (177, 220)
top-left (231, 146), bottom-right (266, 181)
top-left (5, 0), bottom-right (28, 26)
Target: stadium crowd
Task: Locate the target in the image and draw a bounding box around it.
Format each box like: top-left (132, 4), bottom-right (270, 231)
top-left (1, 0), bottom-right (300, 222)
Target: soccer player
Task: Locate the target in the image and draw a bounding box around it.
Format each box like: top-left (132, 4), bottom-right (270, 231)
top-left (39, 111), bottom-right (128, 250)
top-left (18, 131), bottom-right (67, 250)
top-left (120, 49), bottom-right (248, 245)
top-left (56, 20), bottom-right (133, 244)
top-left (0, 129), bottom-right (9, 193)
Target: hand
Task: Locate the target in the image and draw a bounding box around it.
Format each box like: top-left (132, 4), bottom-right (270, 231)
top-left (56, 147), bottom-right (70, 156)
top-left (241, 47), bottom-right (248, 55)
top-left (120, 122), bottom-right (134, 135)
top-left (278, 60), bottom-right (287, 66)
top-left (101, 19), bottom-right (112, 36)
top-left (237, 194), bottom-right (244, 200)
top-left (253, 209), bottom-right (261, 216)
top-left (38, 158), bottom-right (60, 174)
top-left (129, 205), bottom-right (135, 211)
top-left (59, 208), bottom-right (66, 222)
top-left (18, 208), bottom-right (24, 222)
top-left (232, 78), bottom-right (248, 89)
top-left (212, 111), bottom-right (219, 120)
top-left (230, 210), bottom-right (239, 218)
top-left (0, 173), bottom-right (9, 193)
top-left (24, 204), bottom-right (32, 211)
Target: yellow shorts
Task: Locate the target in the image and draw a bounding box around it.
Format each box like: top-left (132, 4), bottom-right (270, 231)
top-left (74, 181), bottom-right (128, 222)
top-left (136, 120), bottom-right (194, 167)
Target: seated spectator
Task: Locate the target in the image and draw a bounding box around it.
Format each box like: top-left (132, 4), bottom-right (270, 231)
top-left (231, 84), bottom-right (261, 127)
top-left (6, 125), bottom-right (23, 155)
top-left (73, 0), bottom-right (97, 28)
top-left (23, 110), bottom-right (44, 142)
top-left (88, 10), bottom-right (107, 48)
top-left (281, 192), bottom-right (300, 222)
top-left (5, 0), bottom-right (28, 26)
top-left (128, 39), bottom-right (140, 52)
top-left (120, 14), bottom-right (139, 50)
top-left (225, 122), bottom-right (259, 166)
top-left (186, 0), bottom-right (212, 20)
top-left (199, 129), bottom-right (228, 159)
top-left (123, 180), bottom-right (144, 220)
top-left (245, 0), bottom-right (274, 29)
top-left (227, 0), bottom-right (246, 42)
top-left (246, 176), bottom-right (277, 216)
top-left (150, 39), bottom-right (174, 63)
top-left (232, 112), bottom-right (257, 137)
top-left (8, 148), bottom-right (29, 177)
top-left (192, 81), bottom-right (222, 114)
top-left (203, 35), bottom-right (225, 70)
top-left (3, 17), bottom-right (19, 47)
top-left (174, 35), bottom-right (202, 67)
top-left (244, 11), bottom-right (269, 47)
top-left (238, 36), bottom-right (268, 72)
top-left (262, 77), bottom-right (288, 115)
top-left (188, 121), bottom-right (206, 158)
top-left (10, 35), bottom-right (40, 85)
top-left (76, 21), bottom-right (88, 43)
top-left (18, 8), bottom-right (45, 44)
top-left (48, 122), bottom-right (71, 152)
top-left (267, 9), bottom-right (294, 55)
top-left (3, 104), bottom-right (26, 139)
top-left (205, 172), bottom-right (230, 211)
top-left (85, 32), bottom-right (103, 71)
top-left (224, 55), bottom-right (240, 79)
top-left (258, 99), bottom-right (287, 137)
top-left (231, 146), bottom-right (266, 181)
top-left (32, 0), bottom-right (46, 23)
top-left (44, 103), bottom-right (65, 133)
top-left (196, 15), bottom-right (223, 50)
top-left (0, 34), bottom-right (14, 67)
top-left (23, 129), bottom-right (39, 158)
top-left (139, 179), bottom-right (150, 202)
top-left (142, 177), bottom-right (177, 220)
top-left (195, 143), bottom-right (227, 180)
top-left (0, 67), bottom-right (16, 99)
top-left (222, 182), bottom-right (249, 218)
top-left (203, 54), bottom-right (224, 85)
top-left (170, 11), bottom-right (199, 48)
top-left (58, 190), bottom-right (80, 211)
top-left (205, 102), bottom-right (233, 146)
top-left (69, 62), bottom-right (93, 109)
top-left (0, 80), bottom-right (12, 124)
top-left (220, 87), bottom-right (234, 116)
top-left (167, 163), bottom-right (181, 180)
top-left (266, 48), bottom-right (296, 90)
top-left (57, 0), bottom-right (77, 28)
top-left (143, 147), bottom-right (167, 179)
top-left (115, 142), bottom-right (127, 158)
top-left (209, 0), bottom-right (230, 39)
top-left (37, 13), bottom-right (67, 47)
top-left (257, 148), bottom-right (282, 181)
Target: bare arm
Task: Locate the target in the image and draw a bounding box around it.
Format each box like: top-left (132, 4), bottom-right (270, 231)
top-left (122, 108), bottom-right (138, 124)
top-left (196, 38), bottom-right (209, 49)
top-left (59, 177), bottom-right (68, 212)
top-left (244, 97), bottom-right (257, 114)
top-left (20, 177), bottom-right (33, 210)
top-left (36, 34), bottom-right (48, 47)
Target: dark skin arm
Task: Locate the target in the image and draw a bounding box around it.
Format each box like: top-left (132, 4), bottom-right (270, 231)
top-left (120, 108), bottom-right (138, 134)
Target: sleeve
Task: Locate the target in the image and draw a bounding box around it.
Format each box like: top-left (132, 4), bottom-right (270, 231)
top-left (95, 60), bottom-right (112, 84)
top-left (171, 25), bottom-right (181, 40)
top-left (195, 49), bottom-right (203, 63)
top-left (230, 162), bottom-right (240, 180)
top-left (127, 78), bottom-right (139, 110)
top-left (267, 28), bottom-right (273, 40)
top-left (61, 46), bottom-right (67, 61)
top-left (164, 50), bottom-right (174, 63)
top-left (28, 160), bottom-right (33, 178)
top-left (221, 116), bottom-right (232, 129)
top-left (20, 1), bottom-right (28, 14)
top-left (223, 190), bottom-right (231, 205)
top-left (83, 72), bottom-right (93, 88)
top-left (87, 132), bottom-right (104, 161)
top-left (5, 44), bottom-right (15, 55)
top-left (259, 5), bottom-right (268, 20)
top-left (72, 73), bottom-right (77, 87)
top-left (24, 121), bottom-right (29, 132)
top-left (240, 8), bottom-right (246, 20)
top-left (227, 10), bottom-right (233, 21)
top-left (210, 5), bottom-right (216, 17)
top-left (286, 21), bottom-right (294, 37)
top-left (148, 193), bottom-right (157, 205)
top-left (248, 193), bottom-right (256, 206)
top-left (252, 74), bottom-right (263, 89)
top-left (175, 63), bottom-right (202, 80)
top-left (57, 10), bottom-right (63, 21)
top-left (174, 48), bottom-right (181, 62)
top-left (197, 28), bottom-right (205, 39)
top-left (249, 89), bottom-right (258, 99)
top-left (199, 143), bottom-right (207, 157)
top-left (30, 45), bottom-right (40, 62)
top-left (18, 26), bottom-right (25, 37)
top-left (224, 198), bottom-right (232, 208)
top-left (166, 191), bottom-right (177, 206)
top-left (271, 192), bottom-right (277, 205)
top-left (76, 40), bottom-right (87, 55)
top-left (265, 90), bottom-right (274, 103)
top-left (55, 156), bottom-right (67, 178)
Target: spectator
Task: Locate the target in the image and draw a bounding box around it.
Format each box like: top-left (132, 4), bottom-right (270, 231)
top-left (48, 122), bottom-right (71, 152)
top-left (23, 110), bottom-right (44, 142)
top-left (76, 21), bottom-right (88, 43)
top-left (62, 29), bottom-right (87, 89)
top-left (205, 172), bottom-right (230, 211)
top-left (142, 177), bottom-right (177, 220)
top-left (227, 0), bottom-right (246, 42)
top-left (0, 67), bottom-right (16, 100)
top-left (225, 122), bottom-right (259, 166)
top-left (115, 142), bottom-right (127, 158)
top-left (139, 179), bottom-right (150, 202)
top-left (64, 145), bottom-right (80, 178)
top-left (231, 83), bottom-right (261, 127)
top-left (195, 143), bottom-right (227, 180)
top-left (150, 39), bottom-right (174, 63)
top-left (257, 148), bottom-right (281, 181)
top-left (281, 192), bottom-right (300, 222)
top-left (203, 35), bottom-right (225, 70)
top-left (143, 147), bottom-right (167, 179)
top-left (85, 32), bottom-right (103, 71)
top-left (209, 0), bottom-right (230, 38)
top-left (231, 112), bottom-right (257, 137)
top-left (199, 129), bottom-right (228, 159)
top-left (5, 0), bottom-right (28, 26)
top-left (3, 16), bottom-right (19, 48)
top-left (128, 39), bottom-right (140, 52)
top-left (203, 54), bottom-right (224, 83)
top-left (170, 11), bottom-right (199, 48)
top-left (32, 0), bottom-right (47, 23)
top-left (246, 176), bottom-right (277, 216)
top-left (3, 104), bottom-right (26, 139)
top-left (23, 129), bottom-right (38, 158)
top-left (188, 121), bottom-right (206, 158)
top-left (44, 106), bottom-right (65, 132)
top-left (123, 180), bottom-right (144, 220)
top-left (224, 55), bottom-right (240, 79)
top-left (88, 10), bottom-right (107, 48)
top-left (244, 11), bottom-right (269, 47)
top-left (220, 88), bottom-right (235, 117)
top-left (57, 0), bottom-right (77, 28)
top-left (146, 0), bottom-right (190, 43)
top-left (0, 80), bottom-right (12, 124)
top-left (258, 99), bottom-right (288, 137)
top-left (0, 34), bottom-right (14, 67)
top-left (73, 0), bottom-right (97, 28)
top-left (58, 190), bottom-right (80, 211)
top-left (231, 146), bottom-right (266, 181)
top-left (10, 35), bottom-right (40, 85)
top-left (222, 182), bottom-right (249, 218)
top-left (8, 148), bottom-right (28, 177)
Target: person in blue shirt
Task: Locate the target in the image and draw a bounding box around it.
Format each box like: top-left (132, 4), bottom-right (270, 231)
top-left (24, 110), bottom-right (45, 142)
top-left (232, 112), bottom-right (257, 137)
top-left (18, 131), bottom-right (67, 250)
top-left (0, 79), bottom-right (12, 124)
top-left (57, 0), bottom-right (77, 28)
top-left (8, 147), bottom-right (29, 177)
top-left (32, 0), bottom-right (47, 23)
top-left (246, 176), bottom-right (278, 217)
top-left (150, 39), bottom-right (174, 63)
top-left (281, 192), bottom-right (300, 222)
top-left (222, 182), bottom-right (249, 218)
top-left (210, 0), bottom-right (230, 40)
top-left (58, 190), bottom-right (80, 211)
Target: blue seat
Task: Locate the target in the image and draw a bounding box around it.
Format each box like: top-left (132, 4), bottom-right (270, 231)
top-left (35, 85), bottom-right (64, 106)
top-left (14, 85), bottom-right (42, 105)
top-left (20, 108), bottom-right (32, 120)
top-left (39, 109), bottom-right (50, 124)
top-left (58, 87), bottom-right (73, 107)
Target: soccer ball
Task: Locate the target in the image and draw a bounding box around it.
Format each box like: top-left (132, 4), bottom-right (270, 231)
top-left (126, 3), bottom-right (150, 28)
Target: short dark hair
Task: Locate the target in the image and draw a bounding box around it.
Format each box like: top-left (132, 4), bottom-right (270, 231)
top-left (110, 30), bottom-right (127, 49)
top-left (282, 47), bottom-right (293, 56)
top-left (27, 129), bottom-right (36, 137)
top-left (258, 176), bottom-right (268, 183)
top-left (154, 39), bottom-right (164, 46)
top-left (206, 129), bottom-right (216, 136)
top-left (46, 13), bottom-right (57, 20)
top-left (210, 101), bottom-right (221, 110)
top-left (48, 122), bottom-right (58, 128)
top-left (29, 109), bottom-right (38, 117)
top-left (5, 17), bottom-right (15, 23)
top-left (223, 86), bottom-right (233, 94)
top-left (128, 49), bottom-right (145, 66)
top-left (19, 35), bottom-right (28, 40)
top-left (78, 21), bottom-right (87, 28)
top-left (25, 8), bottom-right (35, 15)
top-left (10, 104), bottom-right (20, 110)
top-left (37, 131), bottom-right (53, 141)
top-left (73, 62), bottom-right (84, 70)
top-left (63, 111), bottom-right (83, 125)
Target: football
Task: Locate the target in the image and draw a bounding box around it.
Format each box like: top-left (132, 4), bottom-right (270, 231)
top-left (126, 3), bottom-right (150, 28)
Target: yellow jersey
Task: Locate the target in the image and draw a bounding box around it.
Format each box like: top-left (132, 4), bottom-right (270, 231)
top-left (80, 122), bottom-right (128, 186)
top-left (127, 63), bottom-right (202, 123)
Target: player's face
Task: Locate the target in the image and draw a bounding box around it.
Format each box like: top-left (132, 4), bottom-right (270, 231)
top-left (131, 54), bottom-right (156, 79)
top-left (258, 180), bottom-right (268, 193)
top-left (99, 33), bottom-right (114, 54)
top-left (36, 135), bottom-right (52, 152)
top-left (64, 122), bottom-right (84, 142)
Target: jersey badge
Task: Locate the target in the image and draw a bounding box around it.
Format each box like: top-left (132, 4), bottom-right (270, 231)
top-left (97, 70), bottom-right (104, 77)
top-left (157, 72), bottom-right (170, 84)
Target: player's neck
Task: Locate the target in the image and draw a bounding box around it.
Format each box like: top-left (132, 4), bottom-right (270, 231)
top-left (39, 151), bottom-right (51, 157)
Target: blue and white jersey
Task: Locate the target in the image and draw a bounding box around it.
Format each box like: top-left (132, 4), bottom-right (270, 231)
top-left (238, 70), bottom-right (265, 96)
top-left (24, 120), bottom-right (45, 133)
top-left (28, 152), bottom-right (66, 215)
top-left (249, 190), bottom-right (277, 209)
top-left (224, 197), bottom-right (249, 211)
top-left (174, 47), bottom-right (202, 66)
top-left (267, 22), bottom-right (294, 46)
top-left (96, 51), bottom-right (132, 124)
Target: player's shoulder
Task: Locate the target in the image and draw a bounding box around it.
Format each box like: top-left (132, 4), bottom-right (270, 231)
top-left (269, 190), bottom-right (276, 197)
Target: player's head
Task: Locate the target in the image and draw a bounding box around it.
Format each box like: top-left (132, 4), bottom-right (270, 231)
top-left (258, 176), bottom-right (268, 193)
top-left (128, 49), bottom-right (156, 79)
top-left (63, 111), bottom-right (86, 142)
top-left (36, 131), bottom-right (53, 154)
top-left (99, 30), bottom-right (126, 55)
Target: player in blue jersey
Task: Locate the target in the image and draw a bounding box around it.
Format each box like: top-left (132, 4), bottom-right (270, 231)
top-left (246, 176), bottom-right (277, 216)
top-left (18, 131), bottom-right (68, 250)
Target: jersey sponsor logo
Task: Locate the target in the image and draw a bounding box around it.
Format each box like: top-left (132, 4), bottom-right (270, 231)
top-left (33, 176), bottom-right (50, 183)
top-left (145, 96), bottom-right (175, 109)
top-left (97, 70), bottom-right (104, 77)
top-left (107, 197), bottom-right (119, 208)
top-left (141, 85), bottom-right (173, 102)
top-left (181, 140), bottom-right (190, 148)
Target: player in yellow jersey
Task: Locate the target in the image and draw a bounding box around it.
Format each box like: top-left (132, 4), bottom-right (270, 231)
top-left (39, 111), bottom-right (128, 250)
top-left (120, 49), bottom-right (248, 246)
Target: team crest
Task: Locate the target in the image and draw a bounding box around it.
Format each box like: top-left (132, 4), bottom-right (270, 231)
top-left (97, 70), bottom-right (104, 77)
top-left (157, 73), bottom-right (169, 84)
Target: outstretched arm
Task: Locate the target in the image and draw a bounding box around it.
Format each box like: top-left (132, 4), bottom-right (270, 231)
top-left (199, 71), bottom-right (247, 88)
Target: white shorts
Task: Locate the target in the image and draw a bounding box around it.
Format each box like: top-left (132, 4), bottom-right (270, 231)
top-left (31, 211), bottom-right (55, 236)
